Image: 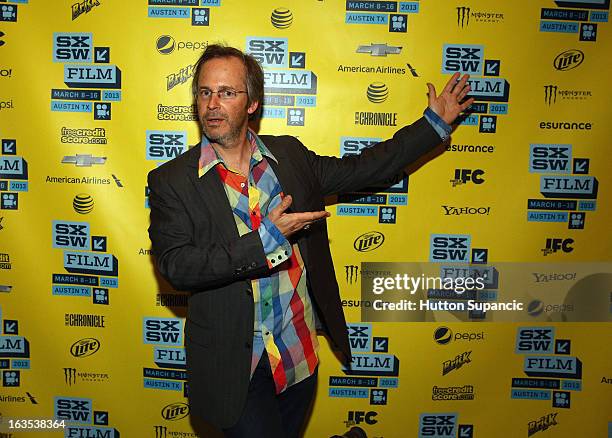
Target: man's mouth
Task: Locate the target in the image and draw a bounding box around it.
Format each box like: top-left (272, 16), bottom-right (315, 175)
top-left (205, 116), bottom-right (226, 126)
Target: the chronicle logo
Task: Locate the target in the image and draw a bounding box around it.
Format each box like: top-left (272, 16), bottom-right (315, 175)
top-left (161, 402), bottom-right (190, 421)
top-left (353, 231), bottom-right (385, 252)
top-left (366, 82), bottom-right (388, 103)
top-left (271, 7), bottom-right (292, 29)
top-left (70, 338), bottom-right (100, 358)
top-left (553, 50), bottom-right (584, 71)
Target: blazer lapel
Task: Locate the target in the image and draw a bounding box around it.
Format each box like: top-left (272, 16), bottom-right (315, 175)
top-left (185, 145), bottom-right (239, 243)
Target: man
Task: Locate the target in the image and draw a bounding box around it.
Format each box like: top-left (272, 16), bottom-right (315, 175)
top-left (148, 44), bottom-right (472, 437)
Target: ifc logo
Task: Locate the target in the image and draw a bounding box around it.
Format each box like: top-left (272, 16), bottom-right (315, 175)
top-left (433, 326), bottom-right (452, 345)
top-left (367, 82), bottom-right (388, 103)
top-left (73, 193), bottom-right (94, 214)
top-left (271, 7), bottom-right (293, 29)
top-left (156, 35), bottom-right (176, 55)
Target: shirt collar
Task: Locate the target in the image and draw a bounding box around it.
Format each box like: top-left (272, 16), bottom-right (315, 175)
top-left (198, 128), bottom-right (277, 177)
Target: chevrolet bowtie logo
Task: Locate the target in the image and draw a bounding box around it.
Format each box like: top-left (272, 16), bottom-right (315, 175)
top-left (356, 43), bottom-right (402, 57)
top-left (62, 154), bottom-right (107, 167)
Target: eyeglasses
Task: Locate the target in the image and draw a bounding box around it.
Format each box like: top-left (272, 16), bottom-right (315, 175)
top-left (198, 87), bottom-right (248, 100)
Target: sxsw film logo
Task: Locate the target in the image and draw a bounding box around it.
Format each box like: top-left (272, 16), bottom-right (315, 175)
top-left (143, 317), bottom-right (183, 346)
top-left (541, 238), bottom-right (573, 256)
top-left (540, 0), bottom-right (608, 42)
top-left (146, 130), bottom-right (187, 162)
top-left (247, 37), bottom-right (288, 68)
top-left (450, 169), bottom-right (485, 187)
top-left (529, 144), bottom-right (571, 173)
top-left (55, 396), bottom-right (119, 436)
top-left (1, 137), bottom-right (29, 211)
top-left (52, 33), bottom-right (122, 120)
top-left (345, 411), bottom-right (378, 427)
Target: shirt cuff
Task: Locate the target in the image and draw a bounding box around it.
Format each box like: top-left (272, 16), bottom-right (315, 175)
top-left (258, 217), bottom-right (293, 269)
top-left (423, 107), bottom-right (452, 142)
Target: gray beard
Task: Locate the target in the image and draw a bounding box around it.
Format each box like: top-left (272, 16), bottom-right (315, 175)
top-left (201, 112), bottom-right (248, 148)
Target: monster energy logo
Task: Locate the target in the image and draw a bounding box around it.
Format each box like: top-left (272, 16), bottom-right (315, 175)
top-left (345, 265), bottom-right (359, 284)
top-left (64, 367), bottom-right (77, 385)
top-left (457, 6), bottom-right (470, 28)
top-left (154, 425), bottom-right (167, 438)
top-left (544, 85), bottom-right (558, 105)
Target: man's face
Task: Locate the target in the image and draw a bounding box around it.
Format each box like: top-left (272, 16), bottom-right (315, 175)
top-left (196, 57), bottom-right (258, 146)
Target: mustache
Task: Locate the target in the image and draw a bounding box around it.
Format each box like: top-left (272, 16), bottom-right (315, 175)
top-left (203, 111), bottom-right (227, 120)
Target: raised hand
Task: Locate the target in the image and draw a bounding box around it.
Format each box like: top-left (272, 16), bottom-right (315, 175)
top-left (427, 72), bottom-right (474, 125)
top-left (268, 195), bottom-right (330, 237)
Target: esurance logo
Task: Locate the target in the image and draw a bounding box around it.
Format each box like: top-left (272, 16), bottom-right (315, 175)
top-left (354, 231), bottom-right (385, 252)
top-left (430, 234), bottom-right (471, 262)
top-left (70, 338), bottom-right (100, 358)
top-left (146, 130), bottom-right (187, 162)
top-left (143, 317), bottom-right (183, 346)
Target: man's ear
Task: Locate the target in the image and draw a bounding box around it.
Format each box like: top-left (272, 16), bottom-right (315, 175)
top-left (247, 100), bottom-right (259, 115)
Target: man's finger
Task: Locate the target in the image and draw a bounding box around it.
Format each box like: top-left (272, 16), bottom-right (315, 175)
top-left (426, 83), bottom-right (437, 103)
top-left (441, 72), bottom-right (460, 95)
top-left (451, 74), bottom-right (470, 96)
top-left (270, 194), bottom-right (293, 218)
top-left (288, 210), bottom-right (330, 225)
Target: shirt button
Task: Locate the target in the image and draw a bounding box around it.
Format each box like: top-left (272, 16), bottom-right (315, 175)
top-left (265, 331), bottom-right (270, 336)
top-left (240, 182), bottom-right (245, 188)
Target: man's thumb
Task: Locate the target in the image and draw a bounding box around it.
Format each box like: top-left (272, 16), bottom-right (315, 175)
top-left (279, 194), bottom-right (292, 212)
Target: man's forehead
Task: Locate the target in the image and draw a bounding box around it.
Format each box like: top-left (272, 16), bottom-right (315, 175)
top-left (198, 56), bottom-right (247, 84)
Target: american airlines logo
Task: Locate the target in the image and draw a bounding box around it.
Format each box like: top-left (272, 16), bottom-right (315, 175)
top-left (61, 154), bottom-right (106, 167)
top-left (356, 43), bottom-right (402, 57)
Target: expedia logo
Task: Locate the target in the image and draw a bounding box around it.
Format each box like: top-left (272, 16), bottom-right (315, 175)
top-left (353, 231), bottom-right (384, 252)
top-left (553, 49), bottom-right (584, 71)
top-left (161, 402), bottom-right (189, 421)
top-left (73, 193), bottom-right (94, 214)
top-left (544, 85), bottom-right (557, 105)
top-left (367, 82), bottom-right (388, 103)
top-left (156, 35), bottom-right (175, 55)
top-left (70, 337), bottom-right (100, 358)
top-left (457, 6), bottom-right (470, 28)
top-left (271, 7), bottom-right (292, 29)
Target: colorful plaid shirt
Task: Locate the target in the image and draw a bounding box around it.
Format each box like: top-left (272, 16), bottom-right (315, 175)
top-left (198, 129), bottom-right (319, 394)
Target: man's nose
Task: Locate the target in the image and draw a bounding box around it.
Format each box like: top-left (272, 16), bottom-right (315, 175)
top-left (206, 92), bottom-right (221, 109)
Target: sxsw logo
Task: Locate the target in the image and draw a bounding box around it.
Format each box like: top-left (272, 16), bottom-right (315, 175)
top-left (345, 411), bottom-right (378, 427)
top-left (340, 137), bottom-right (381, 157)
top-left (348, 323), bottom-right (371, 352)
top-left (515, 327), bottom-right (554, 354)
top-left (430, 234), bottom-right (471, 262)
top-left (442, 44), bottom-right (483, 75)
top-left (542, 238), bottom-right (573, 256)
top-left (246, 37), bottom-right (288, 68)
top-left (450, 169), bottom-right (485, 186)
top-left (53, 221), bottom-right (91, 250)
top-left (418, 413), bottom-right (457, 437)
top-left (53, 33), bottom-right (93, 63)
top-left (146, 130), bottom-right (187, 161)
top-left (143, 317), bottom-right (183, 346)
top-left (529, 144), bottom-right (571, 173)
top-left (55, 396), bottom-right (92, 422)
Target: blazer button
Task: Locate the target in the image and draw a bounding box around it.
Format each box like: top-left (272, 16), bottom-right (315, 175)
top-left (250, 261), bottom-right (257, 268)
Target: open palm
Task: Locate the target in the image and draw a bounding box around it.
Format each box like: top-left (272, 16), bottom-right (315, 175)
top-left (427, 72), bottom-right (474, 125)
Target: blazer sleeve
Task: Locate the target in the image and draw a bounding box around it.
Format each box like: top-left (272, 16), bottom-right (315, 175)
top-left (300, 116), bottom-right (442, 196)
top-left (147, 168), bottom-right (270, 291)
